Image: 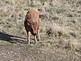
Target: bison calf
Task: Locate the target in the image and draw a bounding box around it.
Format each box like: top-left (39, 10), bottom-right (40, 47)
top-left (24, 8), bottom-right (40, 44)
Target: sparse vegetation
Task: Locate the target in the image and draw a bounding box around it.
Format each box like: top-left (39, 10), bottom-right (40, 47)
top-left (0, 0), bottom-right (81, 61)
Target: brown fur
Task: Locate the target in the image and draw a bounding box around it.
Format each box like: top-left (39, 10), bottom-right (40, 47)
top-left (24, 8), bottom-right (40, 44)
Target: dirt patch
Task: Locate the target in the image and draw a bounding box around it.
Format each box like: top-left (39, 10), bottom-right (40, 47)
top-left (0, 43), bottom-right (81, 61)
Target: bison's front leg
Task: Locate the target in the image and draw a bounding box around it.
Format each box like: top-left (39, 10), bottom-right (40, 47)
top-left (27, 31), bottom-right (31, 44)
top-left (34, 35), bottom-right (37, 43)
top-left (36, 29), bottom-right (40, 41)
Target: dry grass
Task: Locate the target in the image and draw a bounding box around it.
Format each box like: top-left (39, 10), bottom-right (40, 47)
top-left (0, 0), bottom-right (81, 61)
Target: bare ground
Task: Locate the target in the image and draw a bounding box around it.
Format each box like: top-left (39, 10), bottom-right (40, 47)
top-left (0, 32), bottom-right (81, 61)
top-left (0, 0), bottom-right (81, 61)
top-left (0, 42), bottom-right (81, 61)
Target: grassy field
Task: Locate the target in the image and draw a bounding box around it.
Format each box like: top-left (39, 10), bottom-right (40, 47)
top-left (0, 0), bottom-right (81, 61)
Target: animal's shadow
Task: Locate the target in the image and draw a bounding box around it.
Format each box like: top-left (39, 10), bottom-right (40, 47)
top-left (0, 32), bottom-right (27, 44)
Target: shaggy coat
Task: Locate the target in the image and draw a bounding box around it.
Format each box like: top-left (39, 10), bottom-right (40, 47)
top-left (24, 8), bottom-right (40, 44)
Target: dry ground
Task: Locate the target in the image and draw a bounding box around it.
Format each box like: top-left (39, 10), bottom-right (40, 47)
top-left (0, 0), bottom-right (81, 61)
top-left (0, 42), bottom-right (81, 61)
